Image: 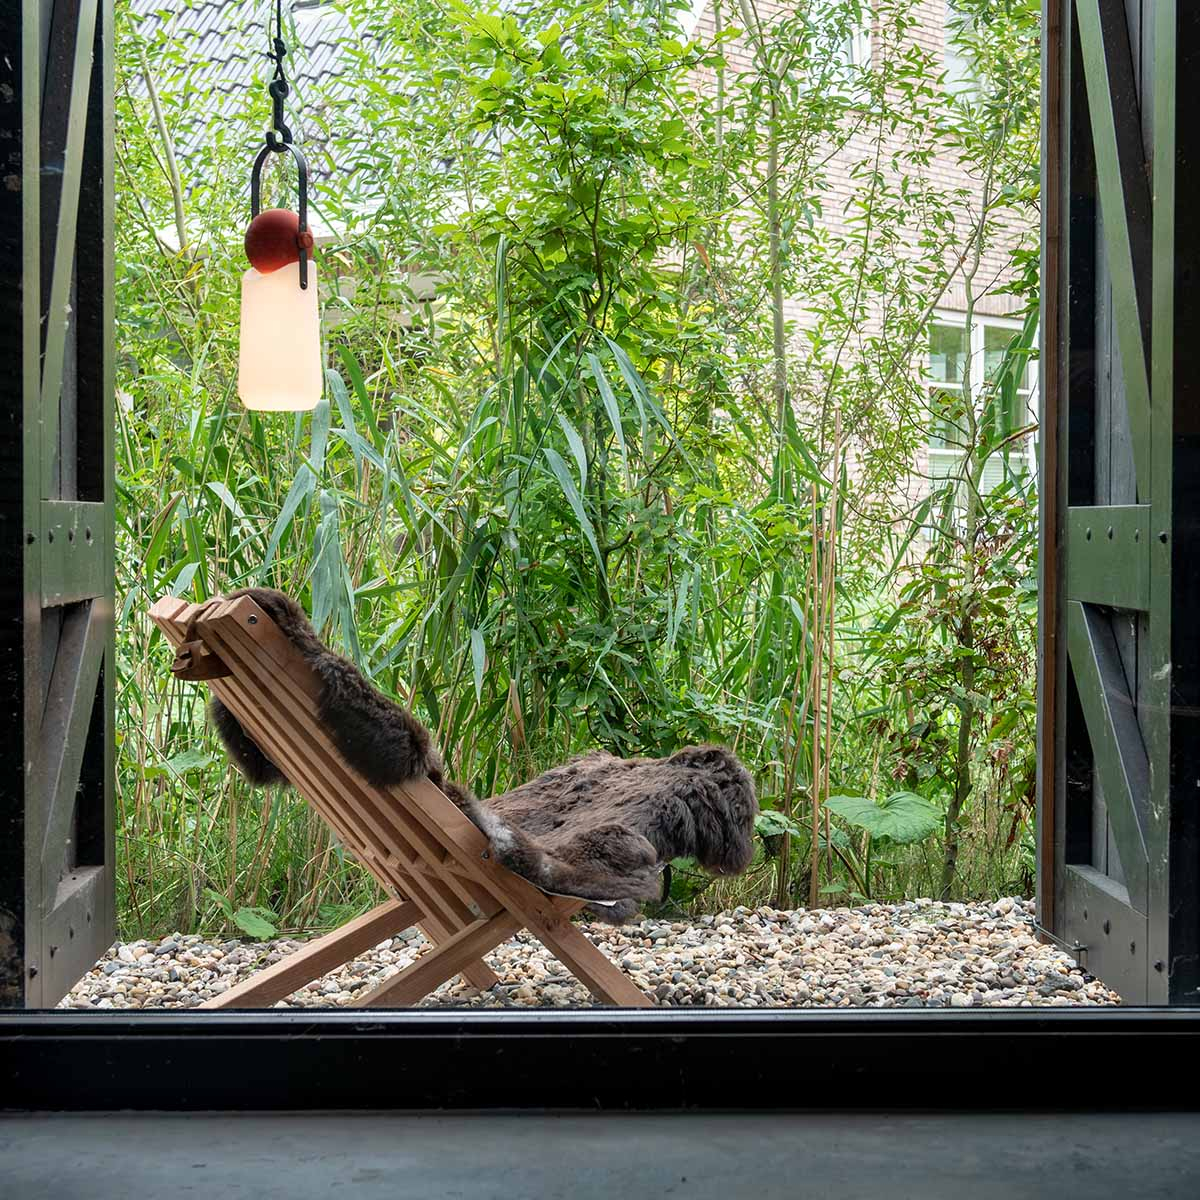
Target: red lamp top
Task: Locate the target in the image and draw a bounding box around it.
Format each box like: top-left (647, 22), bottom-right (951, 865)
top-left (244, 207), bottom-right (314, 274)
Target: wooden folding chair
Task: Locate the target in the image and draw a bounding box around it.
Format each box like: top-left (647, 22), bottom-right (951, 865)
top-left (149, 594), bottom-right (652, 1008)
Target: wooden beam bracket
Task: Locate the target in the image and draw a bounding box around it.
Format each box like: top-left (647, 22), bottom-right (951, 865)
top-left (1066, 504), bottom-right (1151, 610)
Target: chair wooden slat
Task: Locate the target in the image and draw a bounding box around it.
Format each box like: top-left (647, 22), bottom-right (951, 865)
top-left (197, 899), bottom-right (420, 1009)
top-left (198, 607), bottom-right (498, 925)
top-left (195, 625), bottom-right (489, 944)
top-left (354, 910), bottom-right (523, 1009)
top-left (201, 601), bottom-right (507, 919)
top-left (153, 603), bottom-right (501, 993)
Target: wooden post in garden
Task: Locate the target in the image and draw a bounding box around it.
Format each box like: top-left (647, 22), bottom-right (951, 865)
top-left (1038, 0), bottom-right (1200, 1003)
top-left (0, 0), bottom-right (117, 1008)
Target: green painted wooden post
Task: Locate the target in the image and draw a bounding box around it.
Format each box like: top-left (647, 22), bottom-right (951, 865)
top-left (0, 0), bottom-right (116, 1009)
top-left (1041, 0), bottom-right (1200, 1004)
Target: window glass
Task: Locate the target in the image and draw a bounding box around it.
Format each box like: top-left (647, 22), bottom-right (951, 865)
top-left (944, 1), bottom-right (976, 96)
top-left (929, 322), bottom-right (968, 385)
top-left (929, 386), bottom-right (966, 450)
top-left (984, 323), bottom-right (1032, 390)
top-left (835, 23), bottom-right (870, 70)
top-left (927, 315), bottom-right (1035, 467)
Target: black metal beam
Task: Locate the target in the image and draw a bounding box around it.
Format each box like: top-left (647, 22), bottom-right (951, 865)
top-left (0, 0), bottom-right (35, 1011)
top-left (1036, 0), bottom-right (1064, 940)
top-left (6, 1009), bottom-right (1200, 1111)
top-left (1158, 2), bottom-right (1200, 1004)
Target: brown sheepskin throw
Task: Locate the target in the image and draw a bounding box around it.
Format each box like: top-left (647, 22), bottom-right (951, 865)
top-left (473, 748), bottom-right (757, 922)
top-left (201, 588), bottom-right (757, 923)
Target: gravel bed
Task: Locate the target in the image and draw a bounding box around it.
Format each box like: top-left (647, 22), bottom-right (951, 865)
top-left (59, 897), bottom-right (1121, 1010)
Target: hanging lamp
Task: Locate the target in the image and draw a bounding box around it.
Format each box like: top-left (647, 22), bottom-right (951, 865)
top-left (237, 0), bottom-right (321, 411)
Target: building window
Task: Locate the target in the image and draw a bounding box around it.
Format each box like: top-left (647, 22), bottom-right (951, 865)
top-left (926, 314), bottom-right (1036, 499)
top-left (943, 1), bottom-right (977, 97)
top-left (834, 16), bottom-right (871, 71)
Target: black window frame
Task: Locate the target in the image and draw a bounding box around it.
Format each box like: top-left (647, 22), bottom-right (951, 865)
top-left (8, 0), bottom-right (1200, 1120)
top-left (3, 1007), bottom-right (1200, 1111)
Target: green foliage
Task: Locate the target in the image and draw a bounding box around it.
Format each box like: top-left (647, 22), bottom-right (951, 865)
top-left (204, 890), bottom-right (279, 941)
top-left (111, 0), bottom-right (1041, 937)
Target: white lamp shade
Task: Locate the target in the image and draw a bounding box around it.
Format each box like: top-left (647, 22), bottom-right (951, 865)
top-left (238, 263), bottom-right (323, 411)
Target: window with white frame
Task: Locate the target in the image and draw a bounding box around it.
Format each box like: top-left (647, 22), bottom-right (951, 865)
top-left (833, 9), bottom-right (871, 71)
top-left (943, 1), bottom-right (978, 97)
top-left (926, 314), bottom-right (1036, 499)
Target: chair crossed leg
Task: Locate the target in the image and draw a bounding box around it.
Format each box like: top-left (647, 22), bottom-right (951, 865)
top-left (199, 898), bottom-right (494, 1009)
top-left (201, 892), bottom-right (646, 1009)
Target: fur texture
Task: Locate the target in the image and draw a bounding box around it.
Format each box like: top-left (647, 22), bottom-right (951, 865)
top-left (473, 746), bottom-right (757, 921)
top-left (204, 587), bottom-right (465, 801)
top-left (204, 588), bottom-right (757, 923)
top-left (208, 693), bottom-right (287, 787)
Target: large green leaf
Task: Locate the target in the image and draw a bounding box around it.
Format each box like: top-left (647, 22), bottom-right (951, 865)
top-left (825, 792), bottom-right (943, 845)
top-left (232, 906), bottom-right (278, 941)
top-left (470, 627), bottom-right (486, 702)
top-left (542, 446), bottom-right (605, 573)
top-left (587, 351), bottom-right (631, 489)
top-left (163, 748), bottom-right (216, 776)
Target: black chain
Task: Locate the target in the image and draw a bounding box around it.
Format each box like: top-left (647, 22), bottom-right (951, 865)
top-left (249, 0), bottom-right (311, 287)
top-left (266, 0), bottom-right (292, 150)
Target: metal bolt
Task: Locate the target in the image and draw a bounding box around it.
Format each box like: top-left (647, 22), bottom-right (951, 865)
top-left (85, 527), bottom-right (92, 541)
top-left (247, 615), bottom-right (258, 624)
top-left (1085, 528), bottom-right (1092, 540)
top-left (1103, 919), bottom-right (1111, 935)
top-left (28, 965), bottom-right (37, 979)
top-left (1107, 526), bottom-right (1114, 539)
top-left (49, 945), bottom-right (57, 957)
top-left (47, 530), bottom-right (54, 543)
top-left (25, 532), bottom-right (34, 545)
top-left (1159, 531), bottom-right (1169, 544)
top-left (1134, 529), bottom-right (1140, 542)
top-left (481, 850), bottom-right (490, 860)
top-left (67, 528), bottom-right (74, 542)
top-left (1155, 960), bottom-right (1165, 973)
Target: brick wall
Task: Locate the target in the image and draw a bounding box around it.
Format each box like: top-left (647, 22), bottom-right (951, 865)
top-left (688, 0), bottom-right (1024, 315)
top-left (683, 0), bottom-right (1035, 516)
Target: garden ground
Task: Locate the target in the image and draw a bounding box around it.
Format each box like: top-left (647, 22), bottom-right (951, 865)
top-left (62, 898), bottom-right (1119, 1010)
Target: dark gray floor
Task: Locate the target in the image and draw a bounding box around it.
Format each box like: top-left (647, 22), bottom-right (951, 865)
top-left (2, 1112), bottom-right (1198, 1200)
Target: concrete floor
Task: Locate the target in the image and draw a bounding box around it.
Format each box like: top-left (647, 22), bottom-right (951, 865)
top-left (2, 1112), bottom-right (1199, 1200)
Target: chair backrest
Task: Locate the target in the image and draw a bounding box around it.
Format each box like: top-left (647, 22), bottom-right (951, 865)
top-left (149, 594), bottom-right (573, 938)
top-left (150, 594), bottom-right (508, 934)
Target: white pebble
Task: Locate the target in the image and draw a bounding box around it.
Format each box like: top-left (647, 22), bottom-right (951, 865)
top-left (58, 898), bottom-right (1121, 1013)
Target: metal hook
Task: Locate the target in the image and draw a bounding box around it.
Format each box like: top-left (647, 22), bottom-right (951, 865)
top-left (247, 0), bottom-right (313, 288)
top-left (266, 77), bottom-right (292, 150)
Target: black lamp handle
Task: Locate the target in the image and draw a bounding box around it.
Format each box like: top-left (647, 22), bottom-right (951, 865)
top-left (249, 140), bottom-right (311, 290)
